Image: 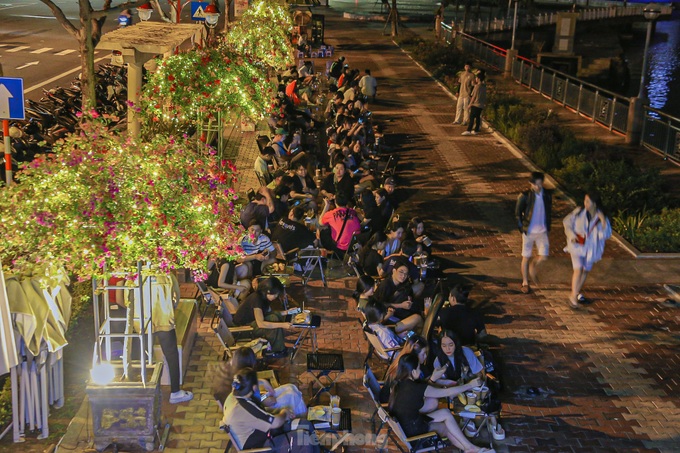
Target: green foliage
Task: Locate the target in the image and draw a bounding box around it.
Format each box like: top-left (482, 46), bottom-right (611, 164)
top-left (0, 378), bottom-right (11, 431)
top-left (615, 208), bottom-right (680, 253)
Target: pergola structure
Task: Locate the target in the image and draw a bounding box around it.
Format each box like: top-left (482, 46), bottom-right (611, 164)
top-left (96, 22), bottom-right (205, 138)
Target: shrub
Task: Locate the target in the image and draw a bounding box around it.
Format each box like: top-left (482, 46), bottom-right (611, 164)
top-left (617, 208), bottom-right (680, 253)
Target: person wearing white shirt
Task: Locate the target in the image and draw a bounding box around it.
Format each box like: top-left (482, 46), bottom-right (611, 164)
top-left (515, 172), bottom-right (553, 294)
top-left (358, 69), bottom-right (378, 102)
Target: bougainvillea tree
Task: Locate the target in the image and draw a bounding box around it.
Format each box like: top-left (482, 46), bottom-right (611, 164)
top-left (0, 113), bottom-right (243, 282)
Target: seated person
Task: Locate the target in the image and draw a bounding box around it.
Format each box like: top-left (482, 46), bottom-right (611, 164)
top-left (289, 161), bottom-right (318, 211)
top-left (437, 286), bottom-right (487, 346)
top-left (320, 162), bottom-right (355, 202)
top-left (363, 298), bottom-right (405, 359)
top-left (206, 257), bottom-right (251, 302)
top-left (254, 146), bottom-right (276, 185)
top-left (298, 60), bottom-right (314, 85)
top-left (266, 168), bottom-right (288, 191)
top-left (388, 353), bottom-right (492, 453)
top-left (221, 368), bottom-right (319, 452)
top-left (357, 231), bottom-right (387, 278)
top-left (352, 275), bottom-right (375, 311)
top-left (364, 188), bottom-right (392, 235)
top-left (375, 257), bottom-right (423, 333)
top-left (239, 221), bottom-right (276, 278)
top-left (270, 128), bottom-right (289, 168)
top-left (232, 277), bottom-right (291, 355)
top-left (383, 176), bottom-right (400, 210)
top-left (269, 184), bottom-right (291, 224)
top-left (404, 216), bottom-right (433, 255)
top-left (383, 221), bottom-right (405, 257)
top-left (271, 206), bottom-right (317, 254)
top-left (231, 347), bottom-right (306, 416)
top-left (383, 240), bottom-right (425, 297)
top-left (240, 187), bottom-right (274, 229)
top-left (319, 192), bottom-right (362, 256)
top-left (432, 330), bottom-right (484, 387)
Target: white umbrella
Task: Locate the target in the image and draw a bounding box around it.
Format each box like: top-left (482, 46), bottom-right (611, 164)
top-left (0, 268), bottom-right (19, 375)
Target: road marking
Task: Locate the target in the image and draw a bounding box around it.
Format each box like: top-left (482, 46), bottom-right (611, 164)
top-left (7, 46), bottom-right (29, 53)
top-left (55, 49), bottom-right (76, 56)
top-left (11, 14), bottom-right (80, 21)
top-left (30, 47), bottom-right (52, 54)
top-left (16, 61), bottom-right (39, 70)
top-left (23, 56), bottom-right (108, 94)
top-left (0, 44), bottom-right (7, 48)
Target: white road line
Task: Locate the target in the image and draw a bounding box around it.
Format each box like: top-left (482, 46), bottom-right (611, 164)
top-left (11, 14), bottom-right (80, 20)
top-left (0, 44), bottom-right (7, 48)
top-left (30, 47), bottom-right (52, 54)
top-left (7, 46), bottom-right (29, 53)
top-left (24, 56), bottom-right (109, 94)
top-left (55, 49), bottom-right (76, 56)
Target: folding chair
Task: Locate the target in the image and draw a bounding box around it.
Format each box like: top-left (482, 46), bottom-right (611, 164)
top-left (385, 414), bottom-right (445, 453)
top-left (221, 424), bottom-right (273, 453)
top-left (362, 364), bottom-right (391, 440)
top-left (213, 318), bottom-right (258, 361)
top-left (344, 232), bottom-right (363, 277)
top-left (256, 135), bottom-right (271, 153)
top-left (362, 325), bottom-right (402, 379)
top-left (196, 281), bottom-right (238, 323)
top-left (296, 246), bottom-right (328, 286)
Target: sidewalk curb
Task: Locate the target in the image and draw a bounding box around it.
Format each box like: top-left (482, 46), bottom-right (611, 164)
top-left (392, 37), bottom-right (680, 261)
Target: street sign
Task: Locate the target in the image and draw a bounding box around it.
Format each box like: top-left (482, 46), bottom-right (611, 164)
top-left (0, 77), bottom-right (24, 120)
top-left (190, 1), bottom-right (210, 22)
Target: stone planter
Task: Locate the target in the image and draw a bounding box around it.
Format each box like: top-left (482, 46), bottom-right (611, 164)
top-left (85, 363), bottom-right (163, 452)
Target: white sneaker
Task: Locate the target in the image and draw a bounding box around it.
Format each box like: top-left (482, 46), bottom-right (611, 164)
top-left (169, 390), bottom-right (193, 404)
top-left (471, 131), bottom-right (478, 135)
top-left (463, 423), bottom-right (478, 438)
top-left (461, 131), bottom-right (472, 136)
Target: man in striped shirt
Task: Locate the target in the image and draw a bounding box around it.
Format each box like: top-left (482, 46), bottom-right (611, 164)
top-left (239, 221), bottom-right (276, 277)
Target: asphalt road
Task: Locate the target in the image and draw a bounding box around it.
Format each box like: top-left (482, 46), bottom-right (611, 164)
top-left (0, 0), bottom-right (198, 102)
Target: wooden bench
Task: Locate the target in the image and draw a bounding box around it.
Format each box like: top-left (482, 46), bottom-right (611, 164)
top-left (153, 299), bottom-right (198, 386)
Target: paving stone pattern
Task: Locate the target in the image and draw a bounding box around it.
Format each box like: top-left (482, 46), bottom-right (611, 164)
top-left (159, 10), bottom-right (680, 453)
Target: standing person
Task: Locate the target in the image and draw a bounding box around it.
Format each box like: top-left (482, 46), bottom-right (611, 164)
top-left (563, 192), bottom-right (612, 309)
top-left (452, 63), bottom-right (475, 125)
top-left (462, 71), bottom-right (487, 136)
top-left (515, 172), bottom-right (553, 294)
top-left (359, 69), bottom-right (378, 103)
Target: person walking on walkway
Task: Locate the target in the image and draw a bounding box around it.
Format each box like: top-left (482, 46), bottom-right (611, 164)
top-left (452, 63), bottom-right (475, 125)
top-left (462, 71), bottom-right (486, 136)
top-left (563, 192), bottom-right (612, 309)
top-left (515, 172), bottom-right (552, 294)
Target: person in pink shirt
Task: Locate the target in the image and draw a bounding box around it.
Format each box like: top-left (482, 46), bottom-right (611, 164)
top-left (319, 192), bottom-right (361, 256)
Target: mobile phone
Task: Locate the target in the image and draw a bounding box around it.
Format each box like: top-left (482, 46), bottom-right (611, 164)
top-left (404, 330), bottom-right (415, 340)
top-left (358, 118), bottom-right (364, 124)
top-left (260, 393), bottom-right (268, 401)
top-left (352, 168), bottom-right (361, 175)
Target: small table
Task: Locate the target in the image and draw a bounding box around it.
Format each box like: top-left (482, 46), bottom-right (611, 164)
top-left (306, 353), bottom-right (344, 402)
top-left (312, 408), bottom-right (352, 452)
top-left (287, 313), bottom-right (321, 362)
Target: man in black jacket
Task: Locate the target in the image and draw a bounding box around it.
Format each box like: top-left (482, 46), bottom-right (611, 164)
top-left (515, 172), bottom-right (552, 294)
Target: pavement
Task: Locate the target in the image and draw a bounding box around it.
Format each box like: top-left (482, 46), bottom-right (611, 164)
top-left (56, 4), bottom-right (680, 453)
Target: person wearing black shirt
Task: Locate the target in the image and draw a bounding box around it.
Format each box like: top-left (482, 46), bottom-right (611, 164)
top-left (232, 277), bottom-right (291, 354)
top-left (320, 162), bottom-right (355, 202)
top-left (271, 207), bottom-right (316, 253)
top-left (437, 287), bottom-right (487, 346)
top-left (358, 231), bottom-right (387, 278)
top-left (375, 257), bottom-right (422, 334)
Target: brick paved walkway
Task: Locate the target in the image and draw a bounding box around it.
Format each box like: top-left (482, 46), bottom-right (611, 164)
top-left (158, 8), bottom-right (680, 453)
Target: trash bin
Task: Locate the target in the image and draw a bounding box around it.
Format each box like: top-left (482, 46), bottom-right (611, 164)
top-left (311, 14), bottom-right (325, 45)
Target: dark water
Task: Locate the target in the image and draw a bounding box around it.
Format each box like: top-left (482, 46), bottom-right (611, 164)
top-left (642, 14), bottom-right (680, 117)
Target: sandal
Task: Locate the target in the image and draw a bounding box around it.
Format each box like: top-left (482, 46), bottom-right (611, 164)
top-left (520, 284), bottom-right (531, 294)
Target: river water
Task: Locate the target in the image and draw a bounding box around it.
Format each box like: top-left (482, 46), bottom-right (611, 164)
top-left (642, 12), bottom-right (680, 117)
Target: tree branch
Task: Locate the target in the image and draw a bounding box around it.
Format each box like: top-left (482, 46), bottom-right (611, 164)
top-left (39, 0), bottom-right (79, 38)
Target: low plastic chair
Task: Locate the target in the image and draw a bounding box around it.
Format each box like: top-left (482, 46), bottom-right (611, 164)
top-left (362, 324), bottom-right (402, 379)
top-left (213, 317), bottom-right (258, 361)
top-left (363, 364), bottom-right (391, 440)
top-left (221, 424), bottom-right (273, 453)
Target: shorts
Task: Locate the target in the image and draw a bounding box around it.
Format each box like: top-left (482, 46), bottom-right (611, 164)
top-left (570, 252), bottom-right (594, 271)
top-left (521, 232), bottom-right (549, 258)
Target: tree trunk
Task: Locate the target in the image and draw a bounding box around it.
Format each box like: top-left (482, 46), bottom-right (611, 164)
top-left (79, 0), bottom-right (97, 111)
top-left (462, 0), bottom-right (471, 33)
top-left (391, 0), bottom-right (398, 37)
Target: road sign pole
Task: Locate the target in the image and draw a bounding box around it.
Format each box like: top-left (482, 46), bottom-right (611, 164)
top-left (3, 120), bottom-right (11, 186)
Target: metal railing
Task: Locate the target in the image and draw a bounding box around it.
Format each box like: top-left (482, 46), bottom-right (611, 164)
top-left (440, 28), bottom-right (680, 163)
top-left (642, 107), bottom-right (680, 161)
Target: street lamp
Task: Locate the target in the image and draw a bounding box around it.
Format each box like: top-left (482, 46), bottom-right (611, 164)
top-left (137, 2), bottom-right (154, 22)
top-left (638, 3), bottom-right (661, 99)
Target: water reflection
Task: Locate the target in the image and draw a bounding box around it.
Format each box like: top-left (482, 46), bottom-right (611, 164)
top-left (646, 19), bottom-right (680, 115)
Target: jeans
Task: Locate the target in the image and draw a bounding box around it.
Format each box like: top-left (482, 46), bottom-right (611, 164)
top-left (468, 106), bottom-right (483, 132)
top-left (156, 329), bottom-right (180, 393)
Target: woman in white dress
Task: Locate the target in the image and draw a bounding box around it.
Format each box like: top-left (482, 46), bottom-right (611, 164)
top-left (563, 192), bottom-right (612, 309)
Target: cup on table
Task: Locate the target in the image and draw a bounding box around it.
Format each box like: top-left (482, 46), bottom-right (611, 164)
top-left (330, 395), bottom-right (340, 408)
top-left (480, 385), bottom-right (489, 401)
top-left (465, 391), bottom-right (477, 406)
top-left (331, 407), bottom-right (342, 428)
top-left (472, 386), bottom-right (482, 404)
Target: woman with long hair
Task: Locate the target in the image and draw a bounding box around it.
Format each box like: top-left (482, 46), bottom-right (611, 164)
top-left (432, 330), bottom-right (484, 387)
top-left (231, 347), bottom-right (307, 416)
top-left (388, 353), bottom-right (493, 453)
top-left (358, 231), bottom-right (388, 277)
top-left (380, 335), bottom-right (442, 403)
